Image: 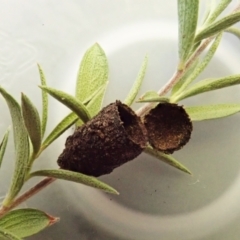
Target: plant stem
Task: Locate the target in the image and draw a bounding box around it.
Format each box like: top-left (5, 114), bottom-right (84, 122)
top-left (233, 3), bottom-right (240, 13)
top-left (1, 2), bottom-right (239, 219)
top-left (0, 177), bottom-right (56, 217)
top-left (136, 37), bottom-right (213, 117)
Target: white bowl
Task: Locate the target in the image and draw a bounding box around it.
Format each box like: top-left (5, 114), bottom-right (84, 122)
top-left (1, 1), bottom-right (240, 239)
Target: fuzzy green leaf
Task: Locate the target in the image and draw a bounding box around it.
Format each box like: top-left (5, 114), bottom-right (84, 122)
top-left (29, 169), bottom-right (119, 195)
top-left (41, 83), bottom-right (108, 151)
top-left (39, 86), bottom-right (91, 123)
top-left (195, 11), bottom-right (240, 42)
top-left (144, 146), bottom-right (191, 175)
top-left (204, 0), bottom-right (232, 25)
top-left (37, 64), bottom-right (48, 138)
top-left (124, 56), bottom-right (148, 106)
top-left (75, 83), bottom-right (108, 126)
top-left (0, 227), bottom-right (22, 240)
top-left (174, 74), bottom-right (240, 102)
top-left (172, 33), bottom-right (222, 100)
top-left (0, 128), bottom-right (10, 169)
top-left (75, 43), bottom-right (108, 116)
top-left (201, 1), bottom-right (212, 25)
top-left (41, 84), bottom-right (107, 151)
top-left (82, 83), bottom-right (107, 106)
top-left (21, 93), bottom-right (42, 154)
top-left (0, 87), bottom-right (30, 207)
top-left (86, 82), bottom-right (108, 116)
top-left (185, 104), bottom-right (240, 121)
top-left (178, 0), bottom-right (199, 68)
top-left (137, 91), bottom-right (169, 103)
top-left (0, 208), bottom-right (59, 238)
top-left (41, 112), bottom-right (78, 151)
top-left (171, 58), bottom-right (199, 96)
top-left (225, 27), bottom-right (240, 39)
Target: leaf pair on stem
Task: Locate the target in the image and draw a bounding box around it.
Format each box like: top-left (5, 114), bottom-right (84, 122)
top-left (141, 0), bottom-right (240, 123)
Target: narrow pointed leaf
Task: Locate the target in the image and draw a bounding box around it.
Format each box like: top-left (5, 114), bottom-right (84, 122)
top-left (185, 104), bottom-right (240, 121)
top-left (0, 87), bottom-right (30, 206)
top-left (86, 82), bottom-right (108, 117)
top-left (0, 228), bottom-right (22, 240)
top-left (124, 56), bottom-right (148, 106)
top-left (171, 58), bottom-right (199, 96)
top-left (21, 93), bottom-right (41, 154)
top-left (225, 27), bottom-right (240, 39)
top-left (137, 91), bottom-right (169, 103)
top-left (41, 85), bottom-right (106, 151)
top-left (41, 112), bottom-right (78, 151)
top-left (204, 0), bottom-right (232, 25)
top-left (29, 169), bottom-right (119, 195)
top-left (178, 0), bottom-right (199, 68)
top-left (195, 11), bottom-right (240, 42)
top-left (201, 1), bottom-right (212, 25)
top-left (0, 128), bottom-right (10, 169)
top-left (75, 83), bottom-right (108, 126)
top-left (37, 64), bottom-right (48, 138)
top-left (82, 83), bottom-right (107, 106)
top-left (172, 33), bottom-right (222, 100)
top-left (144, 146), bottom-right (191, 175)
top-left (41, 84), bottom-right (107, 150)
top-left (0, 208), bottom-right (59, 238)
top-left (39, 86), bottom-right (91, 123)
top-left (75, 43), bottom-right (108, 117)
top-left (175, 74), bottom-right (240, 101)
top-left (190, 41), bottom-right (202, 55)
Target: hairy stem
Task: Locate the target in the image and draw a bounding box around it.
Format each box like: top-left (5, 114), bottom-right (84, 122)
top-left (136, 37), bottom-right (213, 117)
top-left (0, 177), bottom-right (56, 217)
top-left (1, 1), bottom-right (239, 219)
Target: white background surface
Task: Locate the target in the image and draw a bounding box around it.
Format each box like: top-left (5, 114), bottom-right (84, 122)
top-left (1, 1), bottom-right (240, 239)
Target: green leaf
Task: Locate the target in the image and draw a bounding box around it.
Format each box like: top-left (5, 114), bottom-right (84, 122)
top-left (137, 91), bottom-right (169, 103)
top-left (174, 74), bottom-right (240, 102)
top-left (124, 56), bottom-right (148, 106)
top-left (201, 1), bottom-right (212, 25)
top-left (86, 82), bottom-right (108, 116)
top-left (0, 208), bottom-right (59, 238)
top-left (225, 27), bottom-right (240, 39)
top-left (204, 0), bottom-right (232, 25)
top-left (185, 104), bottom-right (240, 121)
top-left (195, 11), bottom-right (240, 42)
top-left (171, 58), bottom-right (199, 96)
top-left (171, 33), bottom-right (222, 100)
top-left (144, 146), bottom-right (191, 175)
top-left (21, 93), bottom-right (42, 154)
top-left (37, 64), bottom-right (48, 138)
top-left (0, 128), bottom-right (10, 169)
top-left (75, 83), bottom-right (108, 126)
top-left (0, 227), bottom-right (22, 240)
top-left (0, 87), bottom-right (30, 207)
top-left (39, 86), bottom-right (91, 123)
top-left (41, 112), bottom-right (78, 151)
top-left (75, 43), bottom-right (108, 115)
top-left (28, 169), bottom-right (119, 195)
top-left (82, 83), bottom-right (107, 106)
top-left (41, 84), bottom-right (107, 152)
top-left (178, 0), bottom-right (199, 68)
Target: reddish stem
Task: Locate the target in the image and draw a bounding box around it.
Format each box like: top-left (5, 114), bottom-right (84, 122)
top-left (136, 37), bottom-right (213, 117)
top-left (0, 177), bottom-right (56, 217)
